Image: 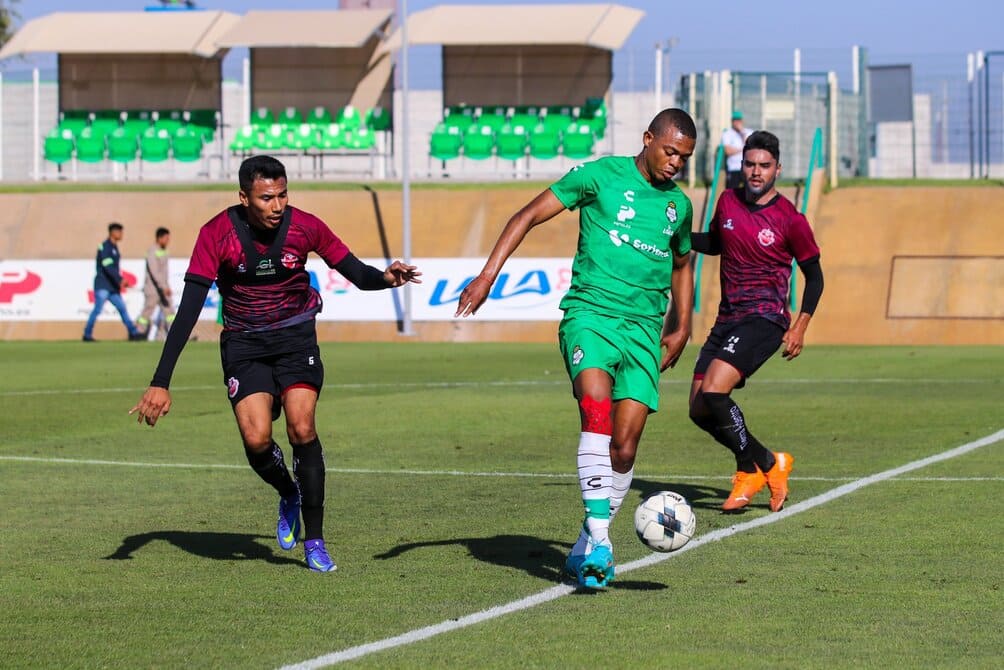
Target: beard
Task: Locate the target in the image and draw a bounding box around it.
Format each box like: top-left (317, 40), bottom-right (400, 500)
top-left (744, 176), bottom-right (776, 200)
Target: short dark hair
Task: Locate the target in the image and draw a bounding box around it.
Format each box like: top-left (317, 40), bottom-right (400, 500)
top-left (648, 108), bottom-right (697, 140)
top-left (238, 155), bottom-right (287, 193)
top-left (744, 130), bottom-right (781, 162)
top-left (108, 222), bottom-right (123, 234)
top-left (155, 227), bottom-right (170, 239)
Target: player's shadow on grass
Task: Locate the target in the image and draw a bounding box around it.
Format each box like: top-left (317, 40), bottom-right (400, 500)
top-left (374, 534), bottom-right (666, 592)
top-left (103, 531), bottom-right (301, 567)
top-left (629, 476), bottom-right (729, 514)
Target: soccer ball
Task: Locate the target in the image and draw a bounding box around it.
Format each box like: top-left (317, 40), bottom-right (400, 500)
top-left (634, 490), bottom-right (696, 552)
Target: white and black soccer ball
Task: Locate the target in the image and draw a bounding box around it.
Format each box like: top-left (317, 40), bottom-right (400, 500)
top-left (634, 490), bottom-right (696, 552)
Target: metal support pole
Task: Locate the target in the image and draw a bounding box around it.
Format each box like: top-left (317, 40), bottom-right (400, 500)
top-left (968, 53), bottom-right (975, 178)
top-left (794, 48), bottom-right (801, 176)
top-left (654, 43), bottom-right (663, 114)
top-left (828, 71), bottom-right (839, 188)
top-left (400, 0), bottom-right (414, 336)
top-left (242, 56), bottom-right (251, 128)
top-left (33, 68), bottom-right (40, 182)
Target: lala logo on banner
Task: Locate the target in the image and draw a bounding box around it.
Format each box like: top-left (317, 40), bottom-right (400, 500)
top-left (429, 270), bottom-right (557, 307)
top-left (0, 269), bottom-right (43, 303)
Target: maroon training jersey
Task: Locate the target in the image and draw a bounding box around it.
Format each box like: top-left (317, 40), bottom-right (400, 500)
top-left (186, 205), bottom-right (349, 332)
top-left (709, 189), bottom-right (820, 329)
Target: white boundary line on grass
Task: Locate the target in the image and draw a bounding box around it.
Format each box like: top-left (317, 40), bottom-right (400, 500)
top-left (0, 377), bottom-right (990, 397)
top-left (2, 455), bottom-right (1002, 483)
top-left (277, 428), bottom-right (1004, 670)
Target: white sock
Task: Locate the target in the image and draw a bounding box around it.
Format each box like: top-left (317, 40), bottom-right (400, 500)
top-left (575, 431), bottom-right (612, 551)
top-left (609, 467), bottom-right (634, 519)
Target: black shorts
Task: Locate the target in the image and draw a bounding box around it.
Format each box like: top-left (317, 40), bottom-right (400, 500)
top-left (220, 320), bottom-right (324, 409)
top-left (693, 316), bottom-right (784, 388)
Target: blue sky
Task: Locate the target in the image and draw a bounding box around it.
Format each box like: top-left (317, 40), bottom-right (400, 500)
top-left (7, 1), bottom-right (1003, 90)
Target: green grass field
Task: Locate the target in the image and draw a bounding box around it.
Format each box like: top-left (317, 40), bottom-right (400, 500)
top-left (1, 342), bottom-right (1001, 669)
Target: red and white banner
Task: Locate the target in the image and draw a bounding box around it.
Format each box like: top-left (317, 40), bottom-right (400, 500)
top-left (0, 258), bottom-right (574, 322)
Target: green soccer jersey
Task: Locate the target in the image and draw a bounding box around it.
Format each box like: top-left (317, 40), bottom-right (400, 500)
top-left (549, 155), bottom-right (693, 328)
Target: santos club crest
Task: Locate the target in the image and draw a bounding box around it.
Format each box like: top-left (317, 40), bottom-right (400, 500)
top-left (665, 201), bottom-right (678, 223)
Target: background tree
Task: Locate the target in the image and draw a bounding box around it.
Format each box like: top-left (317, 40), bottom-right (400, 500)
top-left (0, 0), bottom-right (20, 48)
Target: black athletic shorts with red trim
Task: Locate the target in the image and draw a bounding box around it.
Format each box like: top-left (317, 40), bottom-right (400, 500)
top-left (693, 316), bottom-right (785, 389)
top-left (220, 319), bottom-right (324, 410)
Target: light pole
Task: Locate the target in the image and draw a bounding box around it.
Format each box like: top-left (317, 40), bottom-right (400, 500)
top-left (654, 38), bottom-right (679, 114)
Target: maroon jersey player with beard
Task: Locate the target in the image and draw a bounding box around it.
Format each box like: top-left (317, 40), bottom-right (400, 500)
top-left (130, 156), bottom-right (421, 572)
top-left (688, 130), bottom-right (824, 513)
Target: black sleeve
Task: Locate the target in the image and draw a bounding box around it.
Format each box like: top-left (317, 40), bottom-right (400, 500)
top-left (797, 256), bottom-right (824, 315)
top-left (150, 278), bottom-right (211, 388)
top-left (334, 253), bottom-right (390, 291)
top-left (690, 230), bottom-right (722, 255)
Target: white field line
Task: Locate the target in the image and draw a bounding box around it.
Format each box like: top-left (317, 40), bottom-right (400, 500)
top-left (0, 377), bottom-right (991, 397)
top-left (277, 428), bottom-right (1004, 670)
top-left (1, 455), bottom-right (1001, 483)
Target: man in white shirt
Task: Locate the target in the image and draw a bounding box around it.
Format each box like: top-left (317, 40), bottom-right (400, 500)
top-left (721, 110), bottom-right (753, 189)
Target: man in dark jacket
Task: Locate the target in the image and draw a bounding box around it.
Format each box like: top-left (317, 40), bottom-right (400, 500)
top-left (82, 222), bottom-right (144, 342)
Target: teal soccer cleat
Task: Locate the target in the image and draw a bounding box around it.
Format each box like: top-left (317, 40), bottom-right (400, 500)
top-left (578, 544), bottom-right (615, 589)
top-left (304, 539), bottom-right (337, 573)
top-left (564, 552), bottom-right (586, 582)
top-left (276, 492), bottom-right (301, 551)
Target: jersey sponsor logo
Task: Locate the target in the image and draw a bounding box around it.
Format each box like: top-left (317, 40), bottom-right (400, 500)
top-left (255, 258), bottom-right (276, 277)
top-left (608, 230), bottom-right (630, 247)
top-left (616, 205), bottom-right (636, 224)
top-left (227, 376), bottom-right (240, 398)
top-left (665, 201), bottom-right (678, 223)
top-left (281, 252), bottom-right (299, 270)
top-left (758, 228), bottom-right (776, 246)
top-left (608, 230), bottom-right (670, 258)
top-left (572, 345), bottom-right (584, 366)
top-left (0, 269), bottom-right (42, 303)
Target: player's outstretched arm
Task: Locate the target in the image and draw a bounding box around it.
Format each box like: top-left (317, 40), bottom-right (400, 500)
top-left (456, 189), bottom-right (566, 317)
top-left (660, 251), bottom-right (695, 371)
top-left (383, 260), bottom-right (422, 287)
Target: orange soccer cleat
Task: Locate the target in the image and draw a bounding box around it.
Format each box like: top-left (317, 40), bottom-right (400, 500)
top-left (722, 468), bottom-right (766, 511)
top-left (765, 452), bottom-right (794, 512)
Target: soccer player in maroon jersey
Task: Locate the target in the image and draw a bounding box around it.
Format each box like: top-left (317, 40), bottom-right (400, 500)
top-left (129, 156), bottom-right (421, 572)
top-left (689, 130), bottom-right (824, 513)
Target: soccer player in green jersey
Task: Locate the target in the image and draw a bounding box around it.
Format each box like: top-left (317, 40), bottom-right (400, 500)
top-left (456, 108), bottom-right (697, 589)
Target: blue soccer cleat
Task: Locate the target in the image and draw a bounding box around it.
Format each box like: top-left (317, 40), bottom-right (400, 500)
top-left (565, 552), bottom-right (587, 582)
top-left (578, 544), bottom-right (615, 589)
top-left (304, 539), bottom-right (337, 573)
top-left (276, 492), bottom-right (301, 551)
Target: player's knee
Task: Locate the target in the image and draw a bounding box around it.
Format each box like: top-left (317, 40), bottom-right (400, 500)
top-left (701, 391), bottom-right (732, 416)
top-left (578, 395), bottom-right (613, 435)
top-left (241, 433), bottom-right (272, 453)
top-left (286, 423), bottom-right (317, 445)
top-left (610, 436), bottom-right (638, 471)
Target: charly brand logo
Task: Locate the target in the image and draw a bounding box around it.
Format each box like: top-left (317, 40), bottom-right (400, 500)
top-left (724, 218), bottom-right (734, 230)
top-left (0, 270), bottom-right (42, 303)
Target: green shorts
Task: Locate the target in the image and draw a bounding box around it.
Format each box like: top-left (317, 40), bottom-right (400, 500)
top-left (558, 311), bottom-right (662, 412)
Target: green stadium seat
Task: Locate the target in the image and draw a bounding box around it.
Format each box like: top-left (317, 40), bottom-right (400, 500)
top-left (107, 129), bottom-right (138, 164)
top-left (75, 128), bottom-right (106, 163)
top-left (495, 124), bottom-right (528, 162)
top-left (187, 110), bottom-right (218, 141)
top-left (345, 126), bottom-right (376, 151)
top-left (288, 123), bottom-right (319, 151)
top-left (561, 124), bottom-right (595, 159)
top-left (258, 124), bottom-right (287, 151)
top-left (476, 108), bottom-right (508, 133)
top-left (541, 109), bottom-right (574, 133)
top-left (336, 105), bottom-right (363, 132)
top-left (462, 124), bottom-right (494, 160)
top-left (443, 106), bottom-right (474, 131)
top-left (316, 123), bottom-right (344, 150)
top-left (307, 106), bottom-right (332, 126)
top-left (140, 129), bottom-right (171, 163)
top-left (153, 110), bottom-right (184, 135)
top-left (579, 98), bottom-right (607, 138)
top-left (365, 107), bottom-right (392, 132)
top-left (251, 107), bottom-right (275, 128)
top-left (278, 106), bottom-right (302, 127)
top-left (122, 111), bottom-right (153, 138)
top-left (508, 112), bottom-right (539, 130)
top-left (88, 112), bottom-right (120, 138)
top-left (43, 132), bottom-right (74, 165)
top-left (229, 125), bottom-right (257, 153)
top-left (429, 124), bottom-right (462, 162)
top-left (528, 125), bottom-right (560, 160)
top-left (171, 127), bottom-right (203, 162)
top-left (57, 115), bottom-right (89, 138)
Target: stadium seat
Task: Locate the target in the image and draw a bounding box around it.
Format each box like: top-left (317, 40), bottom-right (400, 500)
top-left (229, 125), bottom-right (257, 153)
top-left (89, 111), bottom-right (121, 137)
top-left (259, 124), bottom-right (287, 151)
top-left (476, 108), bottom-right (508, 133)
top-left (122, 111), bottom-right (153, 138)
top-left (251, 107), bottom-right (275, 128)
top-left (75, 128), bottom-right (106, 163)
top-left (58, 110), bottom-right (89, 137)
top-left (561, 124), bottom-right (595, 159)
top-left (495, 124), bottom-right (528, 162)
top-left (153, 110), bottom-right (184, 136)
top-left (429, 125), bottom-right (462, 162)
top-left (140, 128), bottom-right (171, 163)
top-left (580, 98), bottom-right (607, 139)
top-left (307, 106), bottom-right (332, 126)
top-left (443, 106), bottom-right (474, 131)
top-left (541, 108), bottom-right (574, 133)
top-left (187, 110), bottom-right (218, 141)
top-left (106, 129), bottom-right (138, 164)
top-left (336, 106), bottom-right (363, 132)
top-left (528, 125), bottom-right (560, 160)
top-left (365, 107), bottom-right (392, 132)
top-left (288, 123), bottom-right (319, 151)
top-left (462, 124), bottom-right (495, 160)
top-left (316, 123), bottom-right (345, 150)
top-left (43, 131), bottom-right (74, 165)
top-left (345, 126), bottom-right (376, 151)
top-left (509, 112), bottom-right (540, 131)
top-left (278, 106), bottom-right (302, 127)
top-left (171, 127), bottom-right (203, 162)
